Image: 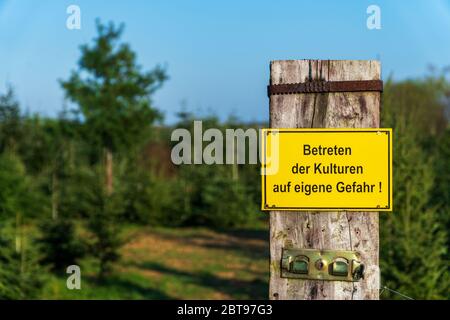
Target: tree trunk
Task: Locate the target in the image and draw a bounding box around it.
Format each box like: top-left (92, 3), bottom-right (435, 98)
top-left (52, 171), bottom-right (58, 220)
top-left (15, 211), bottom-right (21, 254)
top-left (20, 225), bottom-right (25, 274)
top-left (269, 60), bottom-right (380, 300)
top-left (105, 148), bottom-right (114, 195)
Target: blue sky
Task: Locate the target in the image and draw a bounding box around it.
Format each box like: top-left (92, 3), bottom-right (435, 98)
top-left (1, 0), bottom-right (450, 123)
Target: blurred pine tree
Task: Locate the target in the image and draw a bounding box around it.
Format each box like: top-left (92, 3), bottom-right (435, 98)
top-left (380, 78), bottom-right (449, 299)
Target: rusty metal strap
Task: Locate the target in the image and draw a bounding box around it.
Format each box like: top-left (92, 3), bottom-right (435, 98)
top-left (268, 80), bottom-right (383, 96)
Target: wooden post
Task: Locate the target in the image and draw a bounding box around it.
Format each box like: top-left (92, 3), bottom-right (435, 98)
top-left (269, 60), bottom-right (380, 300)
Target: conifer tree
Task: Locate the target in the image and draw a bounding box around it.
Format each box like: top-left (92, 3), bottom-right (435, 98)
top-left (61, 20), bottom-right (167, 194)
top-left (380, 79), bottom-right (449, 299)
top-left (61, 20), bottom-right (166, 278)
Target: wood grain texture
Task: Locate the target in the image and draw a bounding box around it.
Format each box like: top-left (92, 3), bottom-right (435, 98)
top-left (269, 60), bottom-right (380, 300)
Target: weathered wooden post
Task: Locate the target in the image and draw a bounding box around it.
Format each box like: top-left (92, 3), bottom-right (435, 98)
top-left (268, 60), bottom-right (381, 300)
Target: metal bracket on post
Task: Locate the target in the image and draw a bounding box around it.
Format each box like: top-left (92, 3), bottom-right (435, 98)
top-left (281, 248), bottom-right (365, 282)
top-left (267, 80), bottom-right (383, 96)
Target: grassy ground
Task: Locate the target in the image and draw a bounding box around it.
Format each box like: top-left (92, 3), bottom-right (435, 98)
top-left (41, 224), bottom-right (269, 299)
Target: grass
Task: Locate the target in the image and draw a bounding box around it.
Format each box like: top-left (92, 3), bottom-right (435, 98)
top-left (41, 223), bottom-right (269, 299)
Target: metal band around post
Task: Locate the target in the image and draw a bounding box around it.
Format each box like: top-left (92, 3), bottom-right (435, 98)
top-left (267, 80), bottom-right (383, 96)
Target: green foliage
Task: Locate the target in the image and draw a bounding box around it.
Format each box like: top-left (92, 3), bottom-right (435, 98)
top-left (178, 165), bottom-right (259, 229)
top-left (60, 20), bottom-right (167, 153)
top-left (59, 20), bottom-right (167, 279)
top-left (0, 146), bottom-right (46, 299)
top-left (117, 114), bottom-right (261, 229)
top-left (432, 128), bottom-right (450, 243)
top-left (162, 114), bottom-right (262, 228)
top-left (120, 164), bottom-right (180, 225)
top-left (37, 219), bottom-right (86, 273)
top-left (86, 184), bottom-right (125, 279)
top-left (0, 86), bottom-right (22, 152)
top-left (56, 164), bottom-right (99, 219)
top-left (380, 77), bottom-right (449, 299)
top-left (0, 153), bottom-right (27, 219)
top-left (0, 152), bottom-right (44, 221)
top-left (0, 224), bottom-right (44, 299)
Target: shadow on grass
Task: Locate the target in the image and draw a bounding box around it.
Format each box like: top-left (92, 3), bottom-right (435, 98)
top-left (129, 261), bottom-right (268, 299)
top-left (85, 275), bottom-right (174, 299)
top-left (218, 228), bottom-right (269, 242)
top-left (152, 227), bottom-right (269, 261)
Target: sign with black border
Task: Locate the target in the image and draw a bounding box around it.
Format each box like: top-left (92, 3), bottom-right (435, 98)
top-left (261, 129), bottom-right (392, 211)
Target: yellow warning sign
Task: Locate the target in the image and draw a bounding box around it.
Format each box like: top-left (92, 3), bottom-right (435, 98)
top-left (261, 129), bottom-right (392, 211)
